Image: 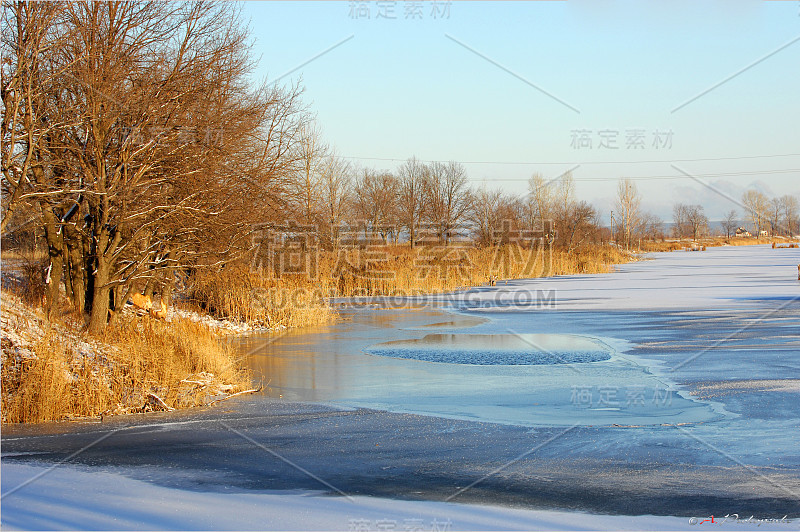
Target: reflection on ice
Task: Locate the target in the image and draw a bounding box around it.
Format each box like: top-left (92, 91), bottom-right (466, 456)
top-left (239, 308), bottom-right (725, 428)
top-left (366, 333), bottom-right (612, 365)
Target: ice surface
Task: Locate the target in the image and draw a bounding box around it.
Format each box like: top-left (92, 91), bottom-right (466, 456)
top-left (242, 314), bottom-right (723, 428)
top-left (238, 246), bottom-right (799, 429)
top-left (4, 462), bottom-right (790, 531)
top-left (365, 333), bottom-right (612, 365)
top-left (442, 245), bottom-right (800, 312)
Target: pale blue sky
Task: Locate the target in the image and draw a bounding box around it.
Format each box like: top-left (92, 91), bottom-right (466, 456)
top-left (241, 0), bottom-right (799, 223)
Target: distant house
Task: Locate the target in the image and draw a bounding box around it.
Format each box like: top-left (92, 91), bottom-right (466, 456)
top-left (759, 230), bottom-right (769, 237)
top-left (735, 227), bottom-right (751, 238)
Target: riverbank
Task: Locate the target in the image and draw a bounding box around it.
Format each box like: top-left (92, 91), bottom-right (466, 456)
top-left (0, 290), bottom-right (252, 423)
top-left (1, 239), bottom-right (792, 425)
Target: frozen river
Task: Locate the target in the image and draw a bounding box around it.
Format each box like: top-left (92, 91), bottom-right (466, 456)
top-left (3, 244), bottom-right (799, 529)
top-left (239, 245), bottom-right (798, 432)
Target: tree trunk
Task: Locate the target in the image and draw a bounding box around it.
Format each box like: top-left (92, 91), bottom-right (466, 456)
top-left (144, 278), bottom-right (155, 299)
top-left (40, 209), bottom-right (64, 313)
top-left (162, 279), bottom-right (173, 309)
top-left (44, 246), bottom-right (63, 314)
top-left (65, 227), bottom-right (87, 316)
top-left (88, 262), bottom-right (111, 334)
top-left (63, 241), bottom-right (75, 303)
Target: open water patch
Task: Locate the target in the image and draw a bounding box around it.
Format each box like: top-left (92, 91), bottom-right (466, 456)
top-left (365, 333), bottom-right (612, 365)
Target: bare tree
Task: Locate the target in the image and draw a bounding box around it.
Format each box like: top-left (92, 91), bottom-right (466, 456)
top-left (615, 178), bottom-right (640, 250)
top-left (721, 209), bottom-right (738, 239)
top-left (561, 201), bottom-right (599, 252)
top-left (1, 1), bottom-right (67, 235)
top-left (640, 212), bottom-right (664, 241)
top-left (556, 173), bottom-right (574, 221)
top-left (495, 194), bottom-right (524, 236)
top-left (781, 195), bottom-right (799, 236)
top-left (1, 2), bottom-right (76, 309)
top-left (672, 204), bottom-right (690, 239)
top-left (289, 122), bottom-right (327, 224)
top-left (469, 187), bottom-right (503, 246)
top-left (741, 189), bottom-right (769, 236)
top-left (68, 2), bottom-right (276, 332)
top-left (552, 172), bottom-right (576, 248)
top-left (246, 80), bottom-right (309, 217)
top-left (318, 150), bottom-right (353, 248)
top-left (673, 204), bottom-right (708, 240)
top-left (423, 161), bottom-right (472, 244)
top-left (768, 197), bottom-right (784, 238)
top-left (353, 168), bottom-right (397, 240)
top-left (5, 2), bottom-right (307, 331)
top-left (396, 157), bottom-right (426, 247)
top-left (527, 173), bottom-right (554, 225)
top-left (686, 205), bottom-right (709, 240)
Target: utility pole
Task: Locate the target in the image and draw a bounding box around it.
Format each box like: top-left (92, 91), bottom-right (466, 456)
top-left (610, 210), bottom-right (614, 246)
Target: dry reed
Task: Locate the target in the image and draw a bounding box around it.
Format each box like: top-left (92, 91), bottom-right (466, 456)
top-left (639, 237), bottom-right (781, 253)
top-left (188, 243), bottom-right (631, 327)
top-left (1, 291), bottom-right (251, 424)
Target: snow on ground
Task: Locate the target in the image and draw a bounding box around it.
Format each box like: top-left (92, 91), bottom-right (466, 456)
top-left (4, 462), bottom-right (794, 531)
top-left (1, 291), bottom-right (46, 361)
top-left (172, 306), bottom-right (275, 335)
top-left (0, 291), bottom-right (114, 361)
top-left (0, 257), bottom-right (263, 336)
top-left (0, 292), bottom-right (121, 423)
top-left (431, 244), bottom-right (800, 312)
top-left (0, 288), bottom-right (254, 421)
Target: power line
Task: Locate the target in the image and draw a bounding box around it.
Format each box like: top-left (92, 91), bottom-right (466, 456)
top-left (471, 168), bottom-right (800, 182)
top-left (341, 152), bottom-right (800, 166)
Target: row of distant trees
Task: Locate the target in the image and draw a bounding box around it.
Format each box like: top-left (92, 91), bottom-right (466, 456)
top-left (287, 145), bottom-right (800, 257)
top-left (740, 191), bottom-right (799, 238)
top-left (670, 190), bottom-right (799, 242)
top-left (610, 178), bottom-right (799, 245)
top-left (290, 143), bottom-right (604, 253)
top-left (291, 152), bottom-right (476, 249)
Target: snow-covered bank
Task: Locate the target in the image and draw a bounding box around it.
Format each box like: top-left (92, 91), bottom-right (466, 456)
top-left (440, 245), bottom-right (800, 312)
top-left (1, 289), bottom-right (252, 423)
top-left (171, 306), bottom-right (262, 335)
top-left (5, 462), bottom-right (793, 531)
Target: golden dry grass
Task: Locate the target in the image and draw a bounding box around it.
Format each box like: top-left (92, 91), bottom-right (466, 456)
top-left (639, 237), bottom-right (785, 252)
top-left (186, 267), bottom-right (337, 329)
top-left (1, 291), bottom-right (251, 424)
top-left (638, 241), bottom-right (686, 252)
top-left (189, 243), bottom-right (632, 327)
